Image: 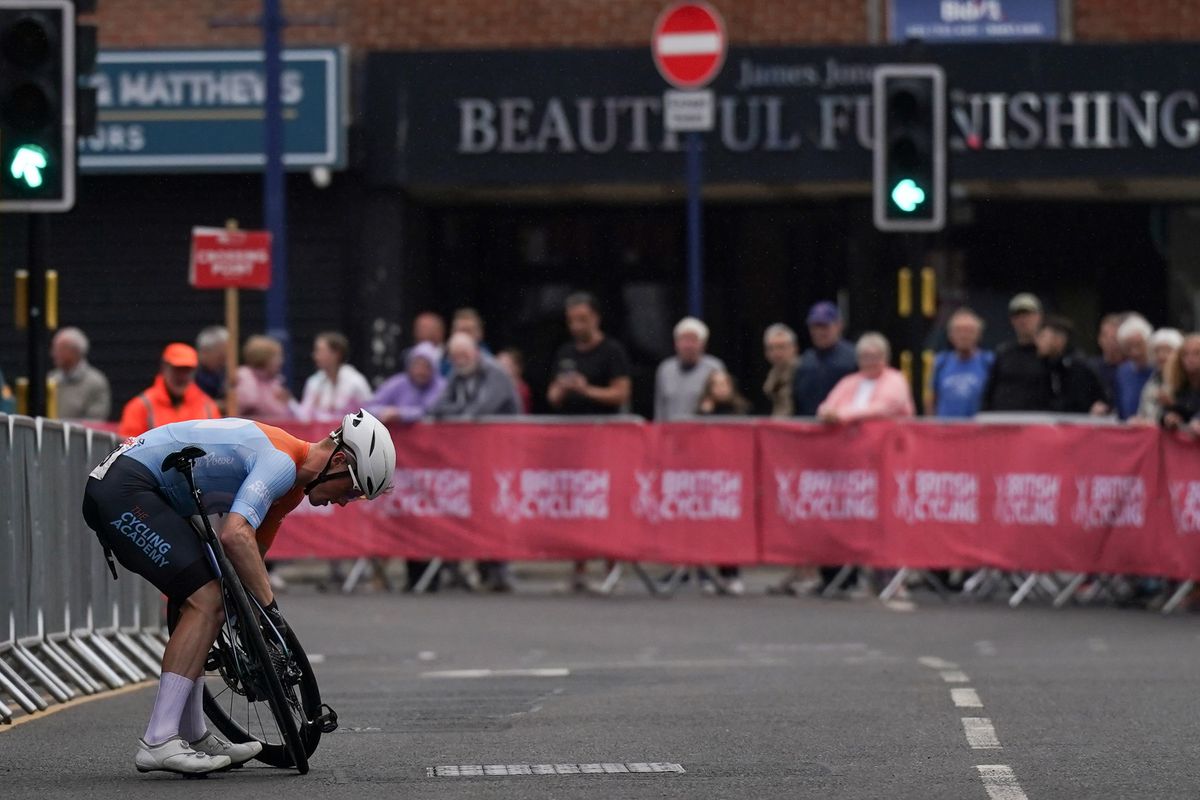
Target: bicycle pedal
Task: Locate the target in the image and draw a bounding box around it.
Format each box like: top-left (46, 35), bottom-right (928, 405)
top-left (313, 703), bottom-right (339, 734)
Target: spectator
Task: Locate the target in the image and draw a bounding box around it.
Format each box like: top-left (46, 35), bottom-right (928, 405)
top-left (696, 368), bottom-right (750, 595)
top-left (194, 325), bottom-right (229, 408)
top-left (655, 317), bottom-right (725, 421)
top-left (118, 343), bottom-right (219, 437)
top-left (48, 326), bottom-right (111, 421)
top-left (297, 331), bottom-right (373, 423)
top-left (1113, 314), bottom-right (1155, 421)
top-left (762, 323), bottom-right (799, 417)
top-left (1162, 333), bottom-right (1200, 433)
top-left (698, 369), bottom-right (751, 416)
top-left (0, 367), bottom-right (13, 414)
top-left (451, 308), bottom-right (493, 354)
top-left (431, 333), bottom-right (521, 419)
top-left (546, 292), bottom-right (632, 592)
top-left (931, 308), bottom-right (993, 418)
top-left (431, 332), bottom-right (520, 592)
top-left (547, 292), bottom-right (632, 415)
top-left (982, 293), bottom-right (1049, 411)
top-left (792, 301), bottom-right (857, 417)
top-left (236, 335), bottom-right (294, 420)
top-left (413, 311), bottom-right (447, 355)
top-left (497, 348), bottom-right (532, 413)
top-left (1136, 328), bottom-right (1184, 423)
top-left (1035, 315), bottom-right (1108, 415)
top-left (818, 333), bottom-right (915, 423)
top-left (1088, 312), bottom-right (1129, 405)
top-left (368, 341), bottom-right (446, 423)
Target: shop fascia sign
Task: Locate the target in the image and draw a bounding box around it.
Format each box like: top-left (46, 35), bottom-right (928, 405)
top-left (455, 55), bottom-right (1200, 157)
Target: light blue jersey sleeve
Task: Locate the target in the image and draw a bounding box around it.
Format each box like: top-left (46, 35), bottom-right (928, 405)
top-left (229, 448), bottom-right (300, 529)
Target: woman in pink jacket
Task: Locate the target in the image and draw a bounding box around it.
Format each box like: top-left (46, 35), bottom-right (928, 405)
top-left (818, 332), bottom-right (915, 422)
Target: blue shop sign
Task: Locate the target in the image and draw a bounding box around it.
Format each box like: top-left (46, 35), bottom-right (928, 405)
top-left (889, 0), bottom-right (1059, 42)
top-left (79, 48), bottom-right (346, 173)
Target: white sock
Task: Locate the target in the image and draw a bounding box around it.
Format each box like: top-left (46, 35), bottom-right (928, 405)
top-left (142, 672), bottom-right (194, 746)
top-left (178, 678), bottom-right (208, 743)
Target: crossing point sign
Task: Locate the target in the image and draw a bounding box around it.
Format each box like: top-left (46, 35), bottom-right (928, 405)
top-left (652, 2), bottom-right (726, 90)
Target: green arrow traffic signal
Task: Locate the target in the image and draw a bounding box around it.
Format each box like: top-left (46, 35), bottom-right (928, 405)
top-left (9, 144), bottom-right (49, 189)
top-left (890, 178), bottom-right (926, 213)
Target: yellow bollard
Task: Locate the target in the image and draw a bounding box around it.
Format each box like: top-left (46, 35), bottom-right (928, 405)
top-left (15, 378), bottom-right (29, 416)
top-left (920, 267), bottom-right (936, 318)
top-left (45, 269), bottom-right (58, 330)
top-left (897, 268), bottom-right (913, 318)
top-left (46, 378), bottom-right (58, 419)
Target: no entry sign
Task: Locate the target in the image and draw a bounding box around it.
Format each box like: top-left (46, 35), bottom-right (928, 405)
top-left (189, 226), bottom-right (273, 290)
top-left (652, 2), bottom-right (727, 89)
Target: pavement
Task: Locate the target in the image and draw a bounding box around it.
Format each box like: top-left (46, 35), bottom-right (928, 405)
top-left (1, 573), bottom-right (1198, 799)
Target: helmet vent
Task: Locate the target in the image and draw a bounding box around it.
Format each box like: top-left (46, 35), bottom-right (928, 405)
top-left (368, 431), bottom-right (376, 456)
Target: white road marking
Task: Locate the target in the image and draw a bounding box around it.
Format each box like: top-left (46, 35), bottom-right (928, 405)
top-left (885, 599), bottom-right (916, 612)
top-left (422, 668), bottom-right (570, 679)
top-left (919, 656), bottom-right (959, 670)
top-left (656, 32), bottom-right (722, 56)
top-left (417, 650), bottom-right (437, 661)
top-left (976, 765), bottom-right (1029, 800)
top-left (975, 640), bottom-right (997, 656)
top-left (428, 762), bottom-right (685, 777)
top-left (962, 717), bottom-right (1002, 749)
top-left (307, 654), bottom-right (326, 664)
top-left (951, 688), bottom-right (983, 708)
top-left (940, 670), bottom-right (970, 683)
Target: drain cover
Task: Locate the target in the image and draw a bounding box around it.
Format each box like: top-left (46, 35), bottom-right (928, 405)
top-left (427, 763), bottom-right (686, 777)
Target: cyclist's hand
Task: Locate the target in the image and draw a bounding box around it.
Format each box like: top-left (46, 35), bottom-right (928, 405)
top-left (261, 599), bottom-right (289, 641)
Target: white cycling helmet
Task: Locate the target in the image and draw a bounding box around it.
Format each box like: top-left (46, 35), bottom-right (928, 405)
top-left (335, 409), bottom-right (395, 500)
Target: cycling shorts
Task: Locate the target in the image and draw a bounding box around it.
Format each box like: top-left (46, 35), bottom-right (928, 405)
top-left (82, 454), bottom-right (214, 603)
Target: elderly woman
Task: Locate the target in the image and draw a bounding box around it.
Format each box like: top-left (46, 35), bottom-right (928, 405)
top-left (1135, 328), bottom-right (1184, 423)
top-left (817, 332), bottom-right (915, 423)
top-left (1113, 314), bottom-right (1155, 421)
top-left (235, 334), bottom-right (294, 420)
top-left (367, 342), bottom-right (446, 422)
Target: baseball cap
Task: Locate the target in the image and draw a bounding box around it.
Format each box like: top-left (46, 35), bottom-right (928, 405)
top-left (806, 301), bottom-right (841, 325)
top-left (161, 342), bottom-right (199, 368)
top-left (1008, 293), bottom-right (1042, 315)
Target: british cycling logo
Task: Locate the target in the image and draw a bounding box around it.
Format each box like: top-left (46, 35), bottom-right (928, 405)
top-left (109, 511), bottom-right (172, 567)
top-left (370, 469), bottom-right (471, 518)
top-left (775, 469), bottom-right (878, 522)
top-left (893, 470), bottom-right (979, 525)
top-left (491, 469), bottom-right (609, 523)
top-left (632, 470), bottom-right (742, 523)
top-left (1169, 480), bottom-right (1200, 534)
top-left (1071, 476), bottom-right (1145, 529)
top-left (993, 473), bottom-right (1060, 526)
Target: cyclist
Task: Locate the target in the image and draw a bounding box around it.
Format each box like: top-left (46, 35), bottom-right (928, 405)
top-left (81, 410), bottom-right (396, 775)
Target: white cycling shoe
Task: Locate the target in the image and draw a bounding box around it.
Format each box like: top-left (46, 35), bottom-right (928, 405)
top-left (190, 731), bottom-right (264, 766)
top-left (135, 736), bottom-right (232, 775)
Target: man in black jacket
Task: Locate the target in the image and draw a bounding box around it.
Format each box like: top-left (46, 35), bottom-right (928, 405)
top-left (1036, 316), bottom-right (1110, 415)
top-left (982, 293), bottom-right (1050, 412)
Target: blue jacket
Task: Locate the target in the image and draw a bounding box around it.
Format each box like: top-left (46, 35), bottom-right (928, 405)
top-left (792, 340), bottom-right (857, 417)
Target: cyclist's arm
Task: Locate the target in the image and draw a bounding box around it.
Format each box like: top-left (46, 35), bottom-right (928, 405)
top-left (220, 512), bottom-right (274, 605)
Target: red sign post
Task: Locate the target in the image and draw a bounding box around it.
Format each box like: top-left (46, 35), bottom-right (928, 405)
top-left (188, 222), bottom-right (273, 415)
top-left (652, 2), bottom-right (727, 89)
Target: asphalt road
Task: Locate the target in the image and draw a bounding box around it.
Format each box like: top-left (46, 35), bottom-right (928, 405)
top-left (2, 581), bottom-right (1198, 799)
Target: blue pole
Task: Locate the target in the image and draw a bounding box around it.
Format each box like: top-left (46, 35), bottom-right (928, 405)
top-left (685, 131), bottom-right (703, 318)
top-left (262, 0), bottom-right (290, 377)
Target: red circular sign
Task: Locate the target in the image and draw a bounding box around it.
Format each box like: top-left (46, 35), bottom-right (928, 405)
top-left (652, 2), bottom-right (727, 90)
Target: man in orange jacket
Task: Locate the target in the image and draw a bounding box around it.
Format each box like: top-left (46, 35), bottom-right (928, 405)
top-left (119, 343), bottom-right (221, 437)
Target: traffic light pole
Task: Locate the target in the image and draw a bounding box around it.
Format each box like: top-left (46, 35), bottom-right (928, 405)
top-left (24, 214), bottom-right (47, 417)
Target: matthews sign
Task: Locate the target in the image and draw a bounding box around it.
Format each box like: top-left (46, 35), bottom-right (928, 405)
top-left (365, 44), bottom-right (1200, 187)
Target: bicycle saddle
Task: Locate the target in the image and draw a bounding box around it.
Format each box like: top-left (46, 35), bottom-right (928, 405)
top-left (161, 446), bottom-right (208, 473)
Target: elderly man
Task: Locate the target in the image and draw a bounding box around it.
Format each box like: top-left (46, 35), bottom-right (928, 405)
top-left (762, 323), bottom-right (799, 417)
top-left (792, 301), bottom-right (857, 417)
top-left (654, 317), bottom-right (725, 421)
top-left (431, 332), bottom-right (520, 419)
top-left (48, 326), bottom-right (111, 420)
top-left (982, 293), bottom-right (1049, 412)
top-left (931, 308), bottom-right (993, 418)
top-left (1113, 314), bottom-right (1155, 421)
top-left (119, 343), bottom-right (220, 437)
top-left (193, 325), bottom-right (230, 408)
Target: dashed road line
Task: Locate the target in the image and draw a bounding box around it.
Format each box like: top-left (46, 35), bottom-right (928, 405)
top-left (940, 670), bottom-right (970, 683)
top-left (422, 668), bottom-right (570, 679)
top-left (919, 656), bottom-right (959, 670)
top-left (976, 765), bottom-right (1029, 800)
top-left (961, 717), bottom-right (1002, 749)
top-left (951, 688), bottom-right (983, 708)
top-left (428, 762), bottom-right (685, 777)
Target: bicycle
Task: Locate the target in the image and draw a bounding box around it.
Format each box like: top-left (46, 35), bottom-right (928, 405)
top-left (161, 446), bottom-right (339, 775)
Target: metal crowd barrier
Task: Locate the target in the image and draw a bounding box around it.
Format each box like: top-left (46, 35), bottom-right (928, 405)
top-left (0, 414), bottom-right (167, 724)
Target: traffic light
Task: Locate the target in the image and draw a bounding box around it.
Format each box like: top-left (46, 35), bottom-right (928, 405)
top-left (0, 0), bottom-right (75, 212)
top-left (873, 64), bottom-right (945, 233)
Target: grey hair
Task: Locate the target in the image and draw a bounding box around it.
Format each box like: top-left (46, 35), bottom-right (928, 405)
top-left (1116, 314), bottom-right (1153, 346)
top-left (1150, 327), bottom-right (1184, 351)
top-left (948, 307), bottom-right (984, 331)
top-left (763, 323), bottom-right (797, 346)
top-left (674, 316), bottom-right (710, 343)
top-left (54, 326), bottom-right (89, 356)
top-left (447, 331), bottom-right (479, 353)
top-left (855, 331), bottom-right (891, 362)
top-left (195, 325), bottom-right (229, 351)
